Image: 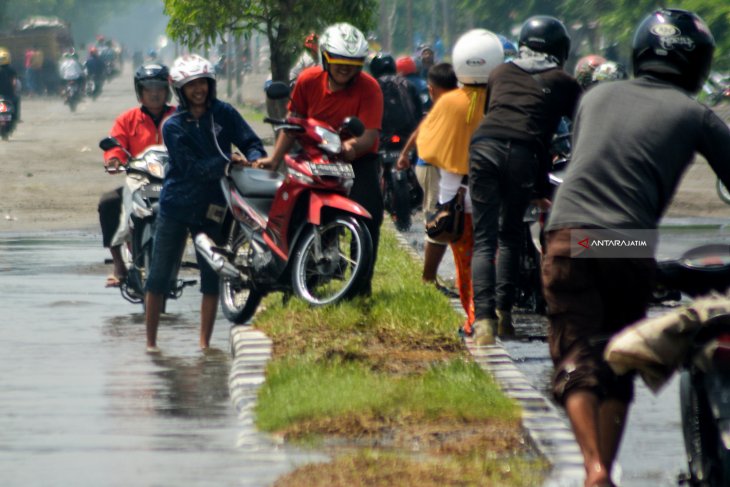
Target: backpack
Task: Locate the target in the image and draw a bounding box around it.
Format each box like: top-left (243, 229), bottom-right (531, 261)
top-left (378, 75), bottom-right (419, 143)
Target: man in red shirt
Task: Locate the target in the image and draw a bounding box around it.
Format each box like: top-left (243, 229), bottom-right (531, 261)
top-left (258, 23), bottom-right (384, 295)
top-left (99, 64), bottom-right (175, 287)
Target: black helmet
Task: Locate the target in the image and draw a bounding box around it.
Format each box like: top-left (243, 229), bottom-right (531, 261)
top-left (369, 52), bottom-right (396, 78)
top-left (134, 63), bottom-right (171, 103)
top-left (518, 15), bottom-right (571, 65)
top-left (632, 9), bottom-right (714, 94)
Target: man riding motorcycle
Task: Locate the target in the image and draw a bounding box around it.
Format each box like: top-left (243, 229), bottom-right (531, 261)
top-left (98, 64), bottom-right (175, 287)
top-left (0, 47), bottom-right (20, 130)
top-left (257, 22), bottom-right (384, 296)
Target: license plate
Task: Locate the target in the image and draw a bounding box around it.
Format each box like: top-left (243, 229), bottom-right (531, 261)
top-left (308, 162), bottom-right (354, 178)
top-left (379, 151), bottom-right (400, 162)
top-left (147, 184), bottom-right (163, 193)
top-left (0, 114), bottom-right (10, 121)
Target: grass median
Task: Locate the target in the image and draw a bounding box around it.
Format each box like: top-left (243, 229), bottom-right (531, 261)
top-left (252, 225), bottom-right (548, 486)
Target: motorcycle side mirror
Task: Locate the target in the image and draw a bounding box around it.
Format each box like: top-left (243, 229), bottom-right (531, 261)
top-left (341, 117), bottom-right (365, 138)
top-left (99, 136), bottom-right (122, 151)
top-left (265, 81), bottom-right (290, 100)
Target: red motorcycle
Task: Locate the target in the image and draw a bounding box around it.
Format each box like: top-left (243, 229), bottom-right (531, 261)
top-left (194, 82), bottom-right (373, 324)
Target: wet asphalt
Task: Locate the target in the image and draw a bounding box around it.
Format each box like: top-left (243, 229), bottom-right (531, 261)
top-left (0, 232), bottom-right (317, 487)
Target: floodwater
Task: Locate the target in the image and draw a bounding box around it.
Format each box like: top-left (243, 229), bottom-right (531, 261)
top-left (400, 217), bottom-right (730, 487)
top-left (0, 233), bottom-right (317, 487)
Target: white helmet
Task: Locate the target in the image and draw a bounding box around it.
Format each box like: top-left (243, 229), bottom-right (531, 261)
top-left (319, 22), bottom-right (369, 67)
top-left (170, 54), bottom-right (216, 107)
top-left (452, 29), bottom-right (504, 85)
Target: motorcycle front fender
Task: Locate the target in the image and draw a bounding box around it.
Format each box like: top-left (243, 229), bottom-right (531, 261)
top-left (307, 192), bottom-right (371, 226)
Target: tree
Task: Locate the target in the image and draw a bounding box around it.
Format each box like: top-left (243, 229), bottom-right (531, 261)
top-left (164, 0), bottom-right (376, 82)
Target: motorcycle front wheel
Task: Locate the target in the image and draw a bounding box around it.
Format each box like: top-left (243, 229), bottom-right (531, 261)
top-left (291, 216), bottom-right (372, 305)
top-left (219, 227), bottom-right (262, 324)
top-left (716, 179), bottom-right (730, 206)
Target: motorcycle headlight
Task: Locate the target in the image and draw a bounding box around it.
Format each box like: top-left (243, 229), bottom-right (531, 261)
top-left (314, 126), bottom-right (341, 154)
top-left (144, 160), bottom-right (165, 179)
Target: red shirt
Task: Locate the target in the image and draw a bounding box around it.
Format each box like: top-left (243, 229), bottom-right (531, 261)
top-left (104, 106), bottom-right (175, 163)
top-left (289, 66), bottom-right (383, 153)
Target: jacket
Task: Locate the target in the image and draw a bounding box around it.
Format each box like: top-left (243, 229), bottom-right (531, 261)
top-left (160, 98), bottom-right (266, 225)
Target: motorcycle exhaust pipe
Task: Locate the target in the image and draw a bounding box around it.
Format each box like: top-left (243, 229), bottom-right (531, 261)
top-left (193, 233), bottom-right (241, 279)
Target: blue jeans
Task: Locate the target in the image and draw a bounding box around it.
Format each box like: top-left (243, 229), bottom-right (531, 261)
top-left (145, 215), bottom-right (222, 295)
top-left (469, 138), bottom-right (538, 319)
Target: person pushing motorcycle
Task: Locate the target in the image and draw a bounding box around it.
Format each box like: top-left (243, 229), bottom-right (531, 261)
top-left (257, 22), bottom-right (384, 296)
top-left (144, 54), bottom-right (265, 352)
top-left (99, 63), bottom-right (175, 288)
top-left (542, 9), bottom-right (730, 487)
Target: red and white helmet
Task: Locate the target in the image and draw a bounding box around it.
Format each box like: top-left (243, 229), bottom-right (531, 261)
top-left (170, 54), bottom-right (216, 107)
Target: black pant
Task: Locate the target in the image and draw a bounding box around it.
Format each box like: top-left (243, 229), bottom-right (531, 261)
top-left (348, 153), bottom-right (384, 294)
top-left (98, 186), bottom-right (123, 248)
top-left (469, 138), bottom-right (538, 319)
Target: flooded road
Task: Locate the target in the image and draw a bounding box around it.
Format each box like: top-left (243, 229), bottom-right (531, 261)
top-left (0, 233), bottom-right (315, 486)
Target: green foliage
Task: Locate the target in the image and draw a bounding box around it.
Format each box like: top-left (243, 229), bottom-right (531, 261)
top-left (164, 0), bottom-right (377, 81)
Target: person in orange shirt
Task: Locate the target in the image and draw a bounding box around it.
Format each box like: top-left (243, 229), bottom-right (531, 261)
top-left (99, 64), bottom-right (175, 287)
top-left (257, 23), bottom-right (383, 295)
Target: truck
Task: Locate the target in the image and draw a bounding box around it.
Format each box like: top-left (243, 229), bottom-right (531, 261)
top-left (0, 16), bottom-right (75, 94)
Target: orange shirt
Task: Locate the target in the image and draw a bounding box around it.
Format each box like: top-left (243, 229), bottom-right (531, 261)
top-left (289, 66), bottom-right (383, 153)
top-left (104, 106), bottom-right (175, 163)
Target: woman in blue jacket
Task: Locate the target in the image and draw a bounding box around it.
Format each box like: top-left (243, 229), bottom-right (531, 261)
top-left (145, 54), bottom-right (266, 352)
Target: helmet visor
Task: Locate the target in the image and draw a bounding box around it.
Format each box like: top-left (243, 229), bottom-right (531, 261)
top-left (139, 79), bottom-right (169, 90)
top-left (323, 51), bottom-right (365, 67)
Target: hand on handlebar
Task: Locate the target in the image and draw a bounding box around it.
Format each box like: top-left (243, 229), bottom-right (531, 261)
top-left (104, 157), bottom-right (124, 174)
top-left (396, 152), bottom-right (411, 170)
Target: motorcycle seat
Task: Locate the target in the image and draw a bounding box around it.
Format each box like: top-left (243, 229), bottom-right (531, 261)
top-left (230, 167), bottom-right (284, 198)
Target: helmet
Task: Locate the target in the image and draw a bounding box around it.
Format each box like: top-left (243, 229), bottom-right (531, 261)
top-left (147, 49), bottom-right (158, 59)
top-left (632, 8), bottom-right (715, 94)
top-left (418, 44), bottom-right (434, 59)
top-left (518, 15), bottom-right (571, 65)
top-left (134, 63), bottom-right (171, 103)
top-left (396, 56), bottom-right (417, 76)
top-left (369, 52), bottom-right (396, 78)
top-left (304, 32), bottom-right (318, 51)
top-left (319, 23), bottom-right (369, 68)
top-left (574, 54), bottom-right (607, 87)
top-left (592, 61), bottom-right (628, 83)
top-left (497, 35), bottom-right (518, 61)
top-left (170, 54), bottom-right (216, 108)
top-left (452, 29), bottom-right (504, 85)
top-left (0, 48), bottom-right (10, 66)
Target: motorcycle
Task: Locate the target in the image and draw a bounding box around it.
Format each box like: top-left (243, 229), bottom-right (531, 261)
top-left (194, 81), bottom-right (374, 325)
top-left (515, 133), bottom-right (571, 314)
top-left (62, 79), bottom-right (83, 112)
top-left (0, 98), bottom-right (16, 141)
top-left (606, 243), bottom-right (730, 487)
top-left (98, 137), bottom-right (196, 309)
top-left (378, 134), bottom-right (423, 231)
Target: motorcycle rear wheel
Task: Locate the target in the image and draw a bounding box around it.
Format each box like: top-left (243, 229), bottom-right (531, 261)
top-left (219, 227), bottom-right (261, 324)
top-left (291, 216), bottom-right (372, 305)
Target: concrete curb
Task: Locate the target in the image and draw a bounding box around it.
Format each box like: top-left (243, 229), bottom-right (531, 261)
top-left (228, 326), bottom-right (328, 485)
top-left (391, 227), bottom-right (585, 487)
